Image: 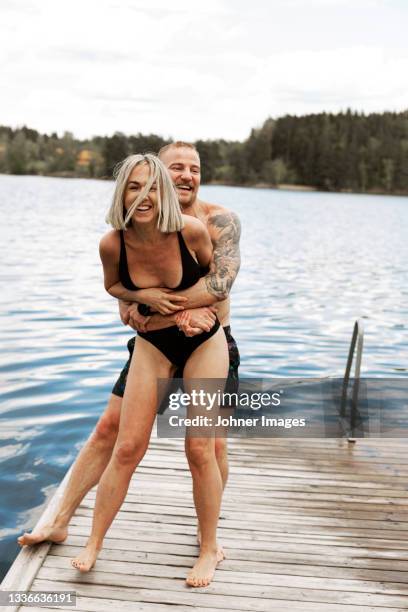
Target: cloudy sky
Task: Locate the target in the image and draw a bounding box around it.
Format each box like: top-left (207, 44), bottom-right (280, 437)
top-left (1, 0), bottom-right (407, 141)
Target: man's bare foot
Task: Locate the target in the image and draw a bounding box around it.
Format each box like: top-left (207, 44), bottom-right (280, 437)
top-left (71, 542), bottom-right (101, 573)
top-left (18, 524), bottom-right (67, 547)
top-left (186, 546), bottom-right (225, 587)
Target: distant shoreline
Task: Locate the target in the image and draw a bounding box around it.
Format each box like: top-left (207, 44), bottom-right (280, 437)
top-left (2, 111), bottom-right (407, 197)
top-left (207, 180), bottom-right (408, 196)
top-left (1, 172), bottom-right (408, 197)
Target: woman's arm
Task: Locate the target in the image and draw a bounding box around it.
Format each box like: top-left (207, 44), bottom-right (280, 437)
top-left (100, 232), bottom-right (187, 314)
top-left (99, 231), bottom-right (140, 301)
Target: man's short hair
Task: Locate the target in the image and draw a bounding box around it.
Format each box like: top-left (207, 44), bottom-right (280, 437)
top-left (158, 141), bottom-right (198, 158)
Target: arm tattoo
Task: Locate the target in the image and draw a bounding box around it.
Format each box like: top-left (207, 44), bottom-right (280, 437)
top-left (205, 211), bottom-right (241, 299)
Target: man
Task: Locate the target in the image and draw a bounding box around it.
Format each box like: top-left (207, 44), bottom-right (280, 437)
top-left (18, 142), bottom-right (241, 565)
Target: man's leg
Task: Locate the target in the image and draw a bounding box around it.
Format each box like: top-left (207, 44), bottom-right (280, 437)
top-left (18, 394), bottom-right (122, 546)
top-left (17, 337), bottom-right (140, 547)
top-left (216, 325), bottom-right (240, 490)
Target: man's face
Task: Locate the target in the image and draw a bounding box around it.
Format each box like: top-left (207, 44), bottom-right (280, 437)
top-left (160, 147), bottom-right (201, 209)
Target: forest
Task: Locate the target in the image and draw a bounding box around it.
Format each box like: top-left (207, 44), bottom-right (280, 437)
top-left (1, 109), bottom-right (407, 194)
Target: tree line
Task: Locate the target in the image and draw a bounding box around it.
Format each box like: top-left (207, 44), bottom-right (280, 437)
top-left (1, 109), bottom-right (407, 194)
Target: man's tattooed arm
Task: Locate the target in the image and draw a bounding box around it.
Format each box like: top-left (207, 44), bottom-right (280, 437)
top-left (205, 211), bottom-right (241, 300)
top-left (138, 209), bottom-right (241, 311)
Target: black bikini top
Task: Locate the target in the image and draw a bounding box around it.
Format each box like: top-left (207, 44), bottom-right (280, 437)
top-left (119, 230), bottom-right (209, 292)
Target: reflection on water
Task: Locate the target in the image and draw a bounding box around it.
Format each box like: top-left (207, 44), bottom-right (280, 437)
top-left (0, 175), bottom-right (407, 579)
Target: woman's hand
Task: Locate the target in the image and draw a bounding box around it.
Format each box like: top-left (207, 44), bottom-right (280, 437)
top-left (136, 288), bottom-right (188, 315)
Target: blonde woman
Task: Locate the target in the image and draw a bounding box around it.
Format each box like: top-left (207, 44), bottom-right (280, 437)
top-left (71, 154), bottom-right (228, 587)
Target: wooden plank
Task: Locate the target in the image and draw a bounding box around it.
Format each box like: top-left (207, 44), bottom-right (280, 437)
top-left (42, 555), bottom-right (408, 595)
top-left (50, 536), bottom-right (408, 570)
top-left (134, 465), bottom-right (408, 487)
top-left (19, 602), bottom-right (239, 612)
top-left (124, 477), bottom-right (408, 495)
top-left (31, 578), bottom-right (408, 612)
top-left (34, 567), bottom-right (408, 607)
top-left (84, 489), bottom-right (408, 512)
top-left (4, 436), bottom-right (408, 611)
top-left (147, 448), bottom-right (408, 467)
top-left (19, 605), bottom-right (212, 612)
top-left (49, 544), bottom-right (408, 581)
top-left (129, 470), bottom-right (408, 497)
top-left (79, 496), bottom-right (408, 522)
top-left (140, 455), bottom-right (408, 479)
top-left (67, 513), bottom-right (408, 541)
top-left (63, 522), bottom-right (408, 552)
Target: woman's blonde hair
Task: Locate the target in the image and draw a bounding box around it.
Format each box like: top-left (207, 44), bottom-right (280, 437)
top-left (106, 153), bottom-right (183, 232)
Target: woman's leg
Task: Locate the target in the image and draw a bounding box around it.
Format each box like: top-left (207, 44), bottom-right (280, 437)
top-left (195, 436), bottom-right (228, 545)
top-left (71, 337), bottom-right (174, 571)
top-left (183, 328), bottom-right (229, 587)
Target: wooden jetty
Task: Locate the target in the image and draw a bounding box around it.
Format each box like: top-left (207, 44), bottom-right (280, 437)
top-left (2, 436), bottom-right (408, 611)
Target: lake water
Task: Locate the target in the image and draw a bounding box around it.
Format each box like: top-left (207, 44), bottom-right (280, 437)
top-left (0, 175), bottom-right (407, 580)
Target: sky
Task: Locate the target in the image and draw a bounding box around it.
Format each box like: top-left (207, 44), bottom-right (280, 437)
top-left (1, 0), bottom-right (407, 142)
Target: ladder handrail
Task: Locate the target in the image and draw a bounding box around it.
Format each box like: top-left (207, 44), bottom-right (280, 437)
top-left (341, 319), bottom-right (364, 437)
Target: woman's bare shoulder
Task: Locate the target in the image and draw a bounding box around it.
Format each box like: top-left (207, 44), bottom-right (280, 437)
top-left (180, 214), bottom-right (208, 242)
top-left (99, 229), bottom-right (120, 257)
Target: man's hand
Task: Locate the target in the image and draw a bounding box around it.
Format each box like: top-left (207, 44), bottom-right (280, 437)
top-left (118, 300), bottom-right (150, 331)
top-left (118, 300), bottom-right (132, 325)
top-left (175, 306), bottom-right (217, 337)
top-left (127, 303), bottom-right (151, 332)
top-left (136, 288), bottom-right (188, 315)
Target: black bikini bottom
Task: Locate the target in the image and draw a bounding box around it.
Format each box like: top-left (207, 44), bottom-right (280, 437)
top-left (137, 318), bottom-right (221, 368)
top-left (111, 325), bottom-right (240, 402)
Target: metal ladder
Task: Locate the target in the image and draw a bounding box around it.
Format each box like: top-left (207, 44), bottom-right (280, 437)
top-left (341, 319), bottom-right (364, 442)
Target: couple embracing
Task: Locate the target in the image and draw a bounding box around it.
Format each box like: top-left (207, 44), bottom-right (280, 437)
top-left (18, 142), bottom-right (241, 588)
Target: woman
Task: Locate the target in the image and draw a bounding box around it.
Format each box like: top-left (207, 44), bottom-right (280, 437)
top-left (71, 154), bottom-right (228, 587)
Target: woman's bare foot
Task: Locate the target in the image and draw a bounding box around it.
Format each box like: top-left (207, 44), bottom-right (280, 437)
top-left (186, 546), bottom-right (225, 587)
top-left (18, 524), bottom-right (67, 547)
top-left (71, 542), bottom-right (101, 573)
top-left (196, 528), bottom-right (225, 560)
